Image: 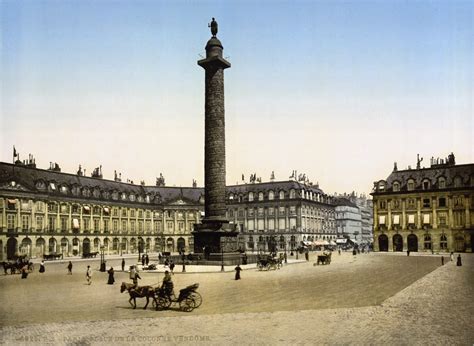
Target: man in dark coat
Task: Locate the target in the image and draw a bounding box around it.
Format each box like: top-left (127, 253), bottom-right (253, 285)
top-left (235, 265), bottom-right (242, 280)
top-left (107, 267), bottom-right (115, 284)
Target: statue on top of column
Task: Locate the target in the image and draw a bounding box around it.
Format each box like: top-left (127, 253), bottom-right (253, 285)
top-left (209, 17), bottom-right (218, 36)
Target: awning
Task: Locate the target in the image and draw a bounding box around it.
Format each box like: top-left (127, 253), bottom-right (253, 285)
top-left (329, 240), bottom-right (337, 246)
top-left (72, 219), bottom-right (80, 229)
top-left (8, 199), bottom-right (17, 204)
top-left (349, 239), bottom-right (359, 244)
top-left (83, 206), bottom-right (90, 211)
top-left (423, 214), bottom-right (430, 224)
top-left (103, 207), bottom-right (110, 214)
top-left (393, 215), bottom-right (400, 225)
top-left (408, 214), bottom-right (415, 224)
top-left (336, 239), bottom-right (347, 244)
top-left (379, 215), bottom-right (386, 225)
top-left (302, 241), bottom-right (312, 246)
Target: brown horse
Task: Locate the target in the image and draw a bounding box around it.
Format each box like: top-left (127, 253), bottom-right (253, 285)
top-left (120, 282), bottom-right (156, 309)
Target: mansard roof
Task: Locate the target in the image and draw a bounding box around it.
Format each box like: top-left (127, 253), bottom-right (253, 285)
top-left (226, 180), bottom-right (325, 195)
top-left (377, 163), bottom-right (474, 193)
top-left (0, 162), bottom-right (203, 205)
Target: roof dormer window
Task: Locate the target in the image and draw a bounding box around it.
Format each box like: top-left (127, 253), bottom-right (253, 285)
top-left (50, 182), bottom-right (56, 190)
top-left (393, 182), bottom-right (400, 192)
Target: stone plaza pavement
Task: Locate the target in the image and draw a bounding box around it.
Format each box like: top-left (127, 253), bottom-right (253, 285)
top-left (0, 252), bottom-right (472, 345)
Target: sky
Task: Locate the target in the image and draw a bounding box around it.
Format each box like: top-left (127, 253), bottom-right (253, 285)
top-left (1, 0), bottom-right (473, 196)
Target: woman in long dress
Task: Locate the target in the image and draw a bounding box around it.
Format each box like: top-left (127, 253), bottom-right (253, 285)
top-left (107, 267), bottom-right (115, 284)
top-left (39, 260), bottom-right (45, 273)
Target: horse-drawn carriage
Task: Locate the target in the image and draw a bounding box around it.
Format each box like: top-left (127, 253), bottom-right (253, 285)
top-left (257, 255), bottom-right (282, 271)
top-left (43, 253), bottom-right (63, 260)
top-left (153, 283), bottom-right (201, 312)
top-left (120, 281), bottom-right (202, 312)
top-left (315, 252), bottom-right (332, 265)
top-left (82, 251), bottom-right (99, 259)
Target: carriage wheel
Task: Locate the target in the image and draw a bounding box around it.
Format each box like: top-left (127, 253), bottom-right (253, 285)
top-left (257, 263), bottom-right (263, 271)
top-left (189, 292), bottom-right (202, 308)
top-left (179, 297), bottom-right (195, 312)
top-left (265, 263), bottom-right (271, 271)
top-left (154, 296), bottom-right (172, 311)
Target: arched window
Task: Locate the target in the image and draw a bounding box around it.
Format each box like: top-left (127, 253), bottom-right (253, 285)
top-left (422, 179), bottom-right (430, 190)
top-left (438, 177), bottom-right (446, 189)
top-left (268, 190), bottom-right (274, 200)
top-left (453, 176), bottom-right (462, 188)
top-left (229, 193), bottom-right (234, 200)
top-left (424, 235), bottom-right (432, 250)
top-left (290, 189), bottom-right (296, 199)
top-left (378, 181), bottom-right (385, 191)
top-left (393, 182), bottom-right (400, 192)
top-left (279, 191), bottom-right (285, 200)
top-left (440, 234), bottom-right (448, 249)
top-left (258, 192), bottom-right (264, 201)
top-left (407, 179), bottom-right (415, 191)
top-left (248, 192), bottom-right (254, 202)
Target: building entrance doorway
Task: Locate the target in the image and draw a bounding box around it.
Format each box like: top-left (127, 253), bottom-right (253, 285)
top-left (378, 234), bottom-right (388, 252)
top-left (407, 234), bottom-right (418, 252)
top-left (393, 234), bottom-right (403, 252)
top-left (455, 235), bottom-right (465, 252)
top-left (6, 237), bottom-right (17, 260)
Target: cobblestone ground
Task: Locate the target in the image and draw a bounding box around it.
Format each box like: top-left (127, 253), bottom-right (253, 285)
top-left (0, 252), bottom-right (472, 345)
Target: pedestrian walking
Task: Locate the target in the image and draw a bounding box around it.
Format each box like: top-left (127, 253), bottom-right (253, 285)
top-left (441, 256), bottom-right (444, 265)
top-left (121, 258), bottom-right (125, 271)
top-left (39, 260), bottom-right (45, 273)
top-left (169, 260), bottom-right (175, 274)
top-left (86, 265), bottom-right (92, 285)
top-left (305, 251), bottom-right (309, 261)
top-left (145, 254), bottom-right (149, 266)
top-left (457, 254), bottom-right (462, 267)
top-left (450, 252), bottom-right (454, 261)
top-left (141, 254), bottom-right (145, 266)
top-left (235, 264), bottom-right (242, 280)
top-left (107, 267), bottom-right (115, 284)
top-left (67, 261), bottom-right (73, 274)
top-left (407, 250), bottom-right (410, 257)
top-left (158, 253), bottom-right (162, 263)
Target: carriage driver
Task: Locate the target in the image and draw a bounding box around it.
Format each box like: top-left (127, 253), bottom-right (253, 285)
top-left (162, 270), bottom-right (174, 297)
top-left (130, 266), bottom-right (141, 287)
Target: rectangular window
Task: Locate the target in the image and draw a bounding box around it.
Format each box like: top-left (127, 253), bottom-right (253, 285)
top-left (289, 206), bottom-right (296, 215)
top-left (167, 222), bottom-right (174, 231)
top-left (247, 219), bottom-right (254, 231)
top-left (48, 203), bottom-right (57, 213)
top-left (104, 219), bottom-right (109, 233)
top-left (279, 207), bottom-right (286, 215)
top-left (146, 221), bottom-right (151, 232)
top-left (113, 220), bottom-right (118, 232)
top-left (36, 202), bottom-right (44, 212)
top-left (423, 199), bottom-right (430, 208)
top-left (278, 218), bottom-right (286, 230)
top-left (122, 209), bottom-right (127, 217)
top-left (138, 221), bottom-right (143, 232)
top-left (36, 216), bottom-right (43, 231)
top-left (178, 222), bottom-right (184, 231)
top-left (139, 210), bottom-right (143, 218)
top-left (439, 216), bottom-right (446, 226)
top-left (154, 221), bottom-right (161, 232)
top-left (268, 219), bottom-right (275, 230)
top-left (60, 205), bottom-right (68, 213)
top-left (84, 219), bottom-right (90, 231)
top-left (438, 198), bottom-right (446, 207)
top-left (131, 210), bottom-right (135, 218)
top-left (131, 221), bottom-right (136, 232)
top-left (248, 209), bottom-right (254, 217)
top-left (21, 215), bottom-right (29, 230)
top-left (122, 220), bottom-right (127, 232)
top-left (7, 214), bottom-right (15, 230)
top-left (238, 210), bottom-right (244, 218)
top-left (48, 216), bottom-right (56, 231)
top-left (61, 217), bottom-right (68, 231)
top-left (72, 205), bottom-right (79, 214)
top-left (113, 208), bottom-right (118, 217)
top-left (268, 207), bottom-right (274, 216)
top-left (94, 219), bottom-right (100, 232)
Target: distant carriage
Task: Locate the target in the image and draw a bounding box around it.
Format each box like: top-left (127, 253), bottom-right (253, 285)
top-left (315, 252), bottom-right (332, 265)
top-left (82, 251), bottom-right (99, 259)
top-left (256, 255), bottom-right (282, 271)
top-left (43, 253), bottom-right (63, 260)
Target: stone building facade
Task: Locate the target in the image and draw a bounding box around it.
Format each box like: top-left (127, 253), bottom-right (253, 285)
top-left (334, 199), bottom-right (362, 242)
top-left (371, 154), bottom-right (474, 253)
top-left (0, 162), bottom-right (203, 260)
top-left (226, 181), bottom-right (336, 253)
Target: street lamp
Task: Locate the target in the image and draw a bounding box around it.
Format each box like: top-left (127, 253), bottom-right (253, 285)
top-left (100, 246), bottom-right (106, 272)
top-left (220, 247), bottom-right (224, 272)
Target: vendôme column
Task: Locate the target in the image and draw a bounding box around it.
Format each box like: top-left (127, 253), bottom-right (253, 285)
top-left (193, 18), bottom-right (238, 255)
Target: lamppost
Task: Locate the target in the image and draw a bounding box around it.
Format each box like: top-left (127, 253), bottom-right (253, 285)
top-left (100, 246), bottom-right (106, 272)
top-left (220, 247), bottom-right (224, 272)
